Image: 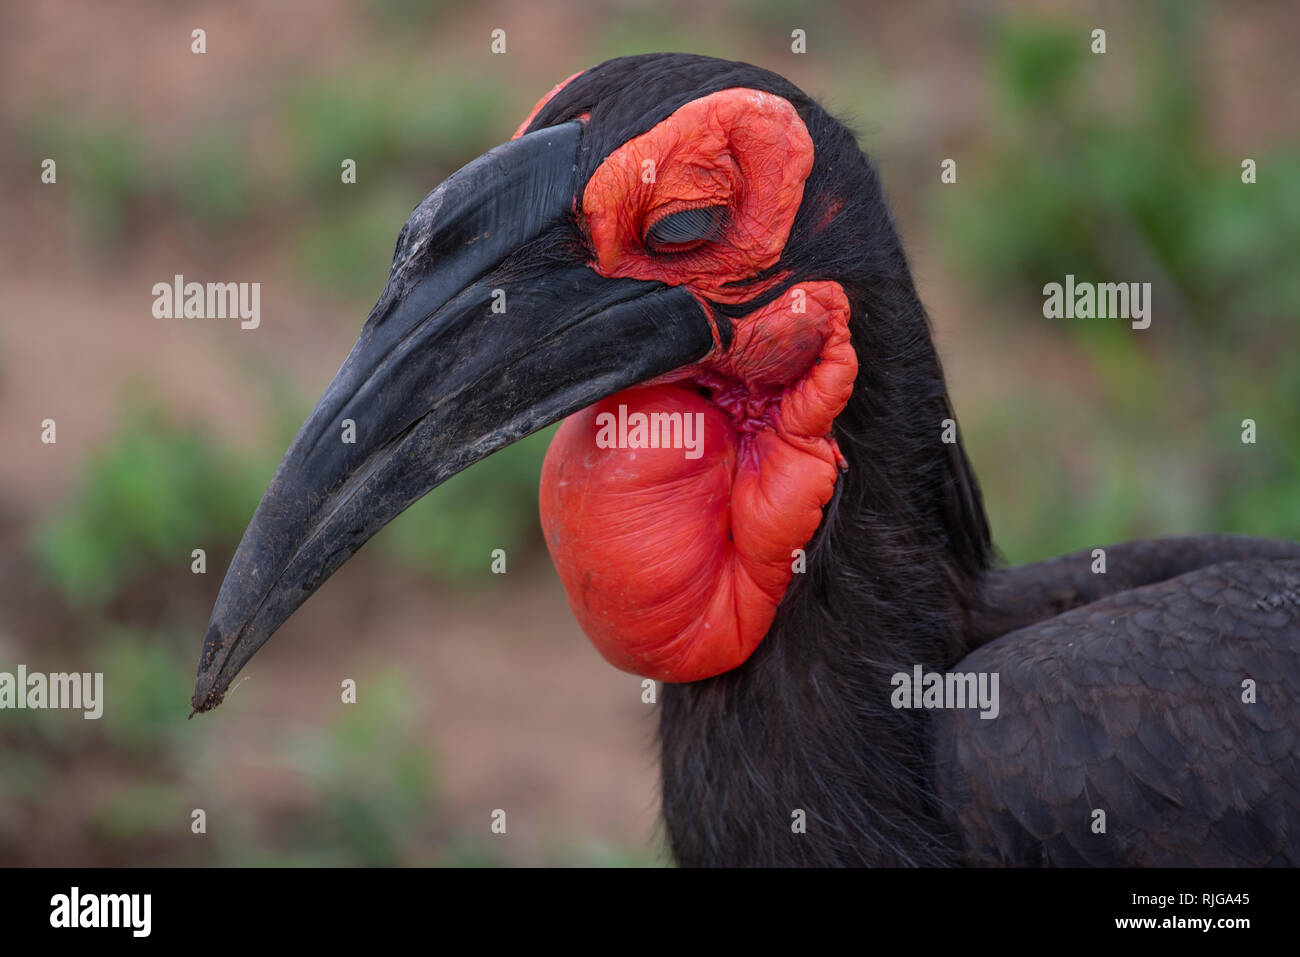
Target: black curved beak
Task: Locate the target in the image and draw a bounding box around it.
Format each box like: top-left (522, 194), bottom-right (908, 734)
top-left (191, 121), bottom-right (716, 713)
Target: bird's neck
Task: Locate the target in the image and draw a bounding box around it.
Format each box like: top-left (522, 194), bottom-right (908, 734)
top-left (659, 272), bottom-right (993, 866)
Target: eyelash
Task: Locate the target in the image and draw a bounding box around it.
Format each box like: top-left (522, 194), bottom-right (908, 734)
top-left (643, 206), bottom-right (729, 254)
top-left (647, 239), bottom-right (708, 256)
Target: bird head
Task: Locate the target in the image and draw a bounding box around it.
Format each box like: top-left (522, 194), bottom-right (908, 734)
top-left (192, 54), bottom-right (981, 713)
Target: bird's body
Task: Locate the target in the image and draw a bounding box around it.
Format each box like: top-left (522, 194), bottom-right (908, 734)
top-left (192, 54), bottom-right (1300, 867)
top-left (663, 536), bottom-right (1300, 866)
top-left (951, 546), bottom-right (1300, 866)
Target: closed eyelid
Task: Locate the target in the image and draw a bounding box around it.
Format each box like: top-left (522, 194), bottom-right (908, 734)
top-left (582, 88), bottom-right (813, 301)
top-left (645, 205), bottom-right (729, 247)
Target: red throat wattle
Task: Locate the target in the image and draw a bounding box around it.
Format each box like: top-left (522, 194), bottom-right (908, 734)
top-left (525, 83), bottom-right (857, 682)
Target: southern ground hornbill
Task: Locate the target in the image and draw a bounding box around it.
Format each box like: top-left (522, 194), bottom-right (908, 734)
top-left (191, 54), bottom-right (1300, 866)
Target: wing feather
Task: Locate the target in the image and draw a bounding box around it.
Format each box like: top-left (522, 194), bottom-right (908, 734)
top-left (934, 558), bottom-right (1300, 865)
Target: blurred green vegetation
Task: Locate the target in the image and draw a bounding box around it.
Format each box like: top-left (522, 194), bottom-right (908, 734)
top-left (29, 396), bottom-right (266, 608)
top-left (947, 12), bottom-right (1300, 338)
top-left (376, 425), bottom-right (556, 579)
top-left (246, 670), bottom-right (443, 866)
top-left (19, 392), bottom-right (558, 864)
top-left (940, 5), bottom-right (1300, 562)
top-left (0, 629), bottom-right (500, 865)
top-left (19, 61), bottom-right (511, 273)
top-left (18, 121), bottom-right (156, 244)
top-left (286, 63), bottom-right (512, 296)
top-left (30, 392), bottom-right (554, 610)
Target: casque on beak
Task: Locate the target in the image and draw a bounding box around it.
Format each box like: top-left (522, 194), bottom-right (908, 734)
top-left (191, 120), bottom-right (716, 713)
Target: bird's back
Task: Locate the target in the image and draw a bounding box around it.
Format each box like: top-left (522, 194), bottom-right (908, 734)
top-left (934, 535), bottom-right (1300, 865)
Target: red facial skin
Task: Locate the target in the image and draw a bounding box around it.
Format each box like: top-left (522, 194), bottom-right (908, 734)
top-left (535, 87), bottom-right (857, 682)
top-left (582, 89), bottom-right (814, 304)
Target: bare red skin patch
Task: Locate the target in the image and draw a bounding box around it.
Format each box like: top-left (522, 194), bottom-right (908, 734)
top-left (581, 89), bottom-right (814, 303)
top-left (541, 282), bottom-right (855, 682)
top-left (523, 86), bottom-right (851, 682)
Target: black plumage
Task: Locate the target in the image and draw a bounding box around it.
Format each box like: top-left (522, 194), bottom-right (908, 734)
top-left (530, 55), bottom-right (1300, 867)
top-left (945, 544), bottom-right (1300, 866)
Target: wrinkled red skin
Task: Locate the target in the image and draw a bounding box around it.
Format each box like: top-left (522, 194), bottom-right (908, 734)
top-left (582, 89), bottom-right (813, 304)
top-left (527, 86), bottom-right (856, 682)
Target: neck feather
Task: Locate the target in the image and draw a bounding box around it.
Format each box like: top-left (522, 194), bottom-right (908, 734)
top-left (660, 253), bottom-right (993, 866)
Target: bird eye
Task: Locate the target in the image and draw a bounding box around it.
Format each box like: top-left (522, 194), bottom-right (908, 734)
top-left (644, 205), bottom-right (728, 252)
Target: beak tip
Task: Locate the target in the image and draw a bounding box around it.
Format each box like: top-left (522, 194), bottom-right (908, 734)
top-left (190, 677), bottom-right (225, 714)
top-left (191, 622), bottom-right (231, 713)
